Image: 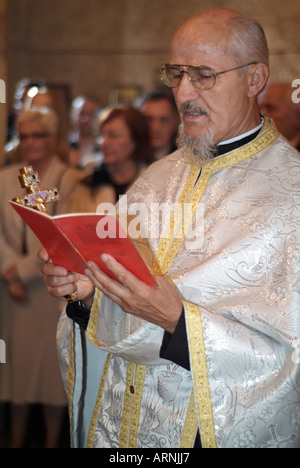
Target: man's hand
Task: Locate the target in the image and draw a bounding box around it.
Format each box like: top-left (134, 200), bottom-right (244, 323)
top-left (85, 254), bottom-right (183, 334)
top-left (39, 249), bottom-right (183, 333)
top-left (38, 248), bottom-right (95, 308)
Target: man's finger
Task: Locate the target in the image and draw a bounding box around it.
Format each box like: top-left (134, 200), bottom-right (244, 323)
top-left (94, 254), bottom-right (146, 291)
top-left (41, 261), bottom-right (69, 278)
top-left (85, 258), bottom-right (127, 295)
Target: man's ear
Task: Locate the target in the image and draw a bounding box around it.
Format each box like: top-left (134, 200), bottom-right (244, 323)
top-left (247, 63), bottom-right (270, 97)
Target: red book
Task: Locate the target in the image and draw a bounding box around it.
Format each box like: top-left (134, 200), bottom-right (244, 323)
top-left (9, 201), bottom-right (156, 286)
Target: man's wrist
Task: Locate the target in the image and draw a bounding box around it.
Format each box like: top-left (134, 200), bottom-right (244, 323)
top-left (80, 297), bottom-right (93, 310)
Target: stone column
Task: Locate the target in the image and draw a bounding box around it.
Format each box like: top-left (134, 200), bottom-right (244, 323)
top-left (0, 0), bottom-right (7, 167)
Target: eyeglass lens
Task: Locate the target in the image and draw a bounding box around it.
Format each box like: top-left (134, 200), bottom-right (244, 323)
top-left (162, 65), bottom-right (215, 90)
top-left (19, 133), bottom-right (50, 141)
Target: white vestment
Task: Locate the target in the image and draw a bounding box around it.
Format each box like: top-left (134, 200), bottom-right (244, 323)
top-left (58, 119), bottom-right (300, 448)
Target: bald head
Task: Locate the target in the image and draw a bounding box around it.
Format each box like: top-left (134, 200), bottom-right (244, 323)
top-left (170, 8), bottom-right (269, 67)
top-left (168, 8), bottom-right (270, 145)
top-left (172, 9), bottom-right (237, 48)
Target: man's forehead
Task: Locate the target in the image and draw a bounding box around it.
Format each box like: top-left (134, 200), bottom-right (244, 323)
top-left (170, 24), bottom-right (230, 63)
top-left (170, 11), bottom-right (233, 59)
top-left (170, 38), bottom-right (226, 66)
top-left (144, 99), bottom-right (172, 113)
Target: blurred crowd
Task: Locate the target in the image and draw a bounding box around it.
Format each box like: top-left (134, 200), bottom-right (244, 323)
top-left (0, 79), bottom-right (180, 448)
top-left (0, 76), bottom-right (299, 448)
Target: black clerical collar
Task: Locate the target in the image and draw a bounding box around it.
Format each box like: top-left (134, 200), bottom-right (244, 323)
top-left (216, 121), bottom-right (263, 156)
top-left (194, 120), bottom-right (263, 184)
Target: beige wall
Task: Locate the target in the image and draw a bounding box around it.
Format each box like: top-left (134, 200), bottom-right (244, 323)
top-left (5, 0), bottom-right (300, 111)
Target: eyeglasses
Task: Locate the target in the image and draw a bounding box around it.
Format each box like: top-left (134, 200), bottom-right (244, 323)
top-left (19, 132), bottom-right (50, 142)
top-left (160, 62), bottom-right (257, 91)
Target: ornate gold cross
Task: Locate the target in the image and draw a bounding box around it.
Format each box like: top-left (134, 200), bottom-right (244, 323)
top-left (13, 166), bottom-right (60, 213)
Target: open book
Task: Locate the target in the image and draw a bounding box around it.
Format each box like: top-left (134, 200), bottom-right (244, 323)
top-left (9, 201), bottom-right (156, 286)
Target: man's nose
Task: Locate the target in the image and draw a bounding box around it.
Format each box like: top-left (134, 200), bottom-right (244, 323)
top-left (150, 119), bottom-right (162, 133)
top-left (175, 73), bottom-right (200, 104)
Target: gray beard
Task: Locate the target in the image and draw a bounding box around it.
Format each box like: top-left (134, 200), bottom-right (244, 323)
top-left (176, 123), bottom-right (217, 163)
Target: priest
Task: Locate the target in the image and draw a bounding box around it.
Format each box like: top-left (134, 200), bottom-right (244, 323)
top-left (40, 8), bottom-right (300, 448)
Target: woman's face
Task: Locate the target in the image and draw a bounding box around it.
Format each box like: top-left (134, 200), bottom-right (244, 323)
top-left (100, 117), bottom-right (136, 165)
top-left (18, 120), bottom-right (56, 163)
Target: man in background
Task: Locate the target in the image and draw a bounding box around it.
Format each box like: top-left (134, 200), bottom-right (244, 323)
top-left (259, 81), bottom-right (300, 150)
top-left (136, 90), bottom-right (180, 159)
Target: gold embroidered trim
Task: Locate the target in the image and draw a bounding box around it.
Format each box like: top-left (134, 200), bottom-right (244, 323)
top-left (204, 117), bottom-right (279, 172)
top-left (82, 118), bottom-right (278, 449)
top-left (119, 363), bottom-right (147, 448)
top-left (153, 118), bottom-right (279, 277)
top-left (87, 290), bottom-right (146, 449)
top-left (161, 175), bottom-right (208, 274)
top-left (152, 165), bottom-right (200, 276)
top-left (86, 288), bottom-right (103, 347)
top-left (184, 301), bottom-right (217, 448)
top-left (205, 118), bottom-right (279, 172)
top-left (180, 389), bottom-right (198, 448)
top-left (86, 353), bottom-right (112, 448)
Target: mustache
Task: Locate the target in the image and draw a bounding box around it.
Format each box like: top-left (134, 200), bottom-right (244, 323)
top-left (180, 102), bottom-right (208, 116)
